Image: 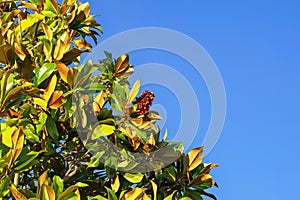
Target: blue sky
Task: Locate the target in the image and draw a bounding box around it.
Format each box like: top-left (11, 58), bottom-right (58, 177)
top-left (86, 1), bottom-right (300, 199)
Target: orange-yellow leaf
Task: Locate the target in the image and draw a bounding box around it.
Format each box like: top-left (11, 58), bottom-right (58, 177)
top-left (42, 23), bottom-right (53, 41)
top-left (9, 186), bottom-right (28, 200)
top-left (9, 127), bottom-right (24, 167)
top-left (42, 185), bottom-right (56, 200)
top-left (78, 2), bottom-right (90, 16)
top-left (48, 91), bottom-right (66, 109)
top-left (122, 187), bottom-right (147, 200)
top-left (43, 74), bottom-right (57, 103)
top-left (93, 91), bottom-right (107, 112)
top-left (74, 39), bottom-right (92, 49)
top-left (115, 54), bottom-right (129, 74)
top-left (55, 61), bottom-right (68, 83)
top-left (188, 146), bottom-right (203, 171)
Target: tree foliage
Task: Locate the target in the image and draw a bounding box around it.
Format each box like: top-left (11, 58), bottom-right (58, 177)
top-left (0, 0), bottom-right (218, 199)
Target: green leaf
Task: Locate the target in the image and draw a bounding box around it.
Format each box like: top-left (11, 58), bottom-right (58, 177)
top-left (23, 124), bottom-right (39, 143)
top-left (88, 151), bottom-right (105, 168)
top-left (163, 190), bottom-right (177, 200)
top-left (43, 0), bottom-right (57, 16)
top-left (36, 112), bottom-right (48, 133)
top-left (104, 187), bottom-right (117, 200)
top-left (46, 115), bottom-right (59, 141)
top-left (53, 176), bottom-right (64, 198)
top-left (34, 63), bottom-right (56, 86)
top-left (0, 176), bottom-right (10, 198)
top-left (180, 197), bottom-right (193, 200)
top-left (91, 124), bottom-right (115, 139)
top-left (88, 195), bottom-right (107, 200)
top-left (123, 172), bottom-right (144, 183)
top-left (13, 146), bottom-right (39, 172)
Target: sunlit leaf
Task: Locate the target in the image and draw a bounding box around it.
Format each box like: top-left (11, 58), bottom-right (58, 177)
top-left (150, 180), bottom-right (157, 200)
top-left (188, 147), bottom-right (203, 171)
top-left (74, 39), bottom-right (92, 49)
top-left (127, 79), bottom-right (140, 105)
top-left (91, 124), bottom-right (115, 139)
top-left (123, 173), bottom-right (144, 183)
top-left (111, 175), bottom-right (120, 193)
top-left (122, 187), bottom-right (147, 200)
top-left (114, 54), bottom-right (129, 75)
top-left (34, 63), bottom-right (56, 86)
top-left (9, 186), bottom-right (28, 200)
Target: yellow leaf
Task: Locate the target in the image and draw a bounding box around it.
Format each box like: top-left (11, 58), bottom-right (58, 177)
top-left (91, 124), bottom-right (115, 139)
top-left (53, 40), bottom-right (64, 61)
top-left (122, 187), bottom-right (147, 200)
top-left (188, 146), bottom-right (203, 171)
top-left (148, 134), bottom-right (156, 146)
top-left (42, 23), bottom-right (53, 41)
top-left (163, 190), bottom-right (177, 200)
top-left (74, 189), bottom-right (81, 200)
top-left (9, 127), bottom-right (24, 166)
top-left (55, 61), bottom-right (68, 83)
top-left (43, 74), bottom-right (57, 103)
top-left (48, 91), bottom-right (66, 109)
top-left (115, 54), bottom-right (129, 74)
top-left (38, 170), bottom-right (49, 193)
top-left (1, 126), bottom-right (17, 148)
top-left (143, 194), bottom-right (151, 200)
top-left (120, 127), bottom-right (133, 139)
top-left (123, 173), bottom-right (144, 183)
top-left (201, 163), bottom-right (220, 175)
top-left (42, 185), bottom-right (55, 200)
top-left (111, 175), bottom-right (120, 193)
top-left (74, 39), bottom-right (92, 49)
top-left (9, 186), bottom-right (28, 200)
top-left (150, 180), bottom-right (157, 200)
top-left (127, 79), bottom-right (140, 105)
top-left (93, 91), bottom-right (107, 113)
top-left (33, 98), bottom-right (48, 110)
top-left (78, 2), bottom-right (90, 16)
top-left (14, 41), bottom-right (26, 61)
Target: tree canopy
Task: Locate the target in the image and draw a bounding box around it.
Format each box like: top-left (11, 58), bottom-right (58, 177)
top-left (0, 0), bottom-right (218, 199)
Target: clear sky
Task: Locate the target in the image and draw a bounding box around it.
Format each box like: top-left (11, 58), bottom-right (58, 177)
top-left (86, 0), bottom-right (300, 199)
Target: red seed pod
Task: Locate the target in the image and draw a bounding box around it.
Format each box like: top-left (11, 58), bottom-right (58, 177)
top-left (133, 90), bottom-right (155, 114)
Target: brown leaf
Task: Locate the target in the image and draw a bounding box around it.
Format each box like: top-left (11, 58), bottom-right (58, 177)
top-left (48, 91), bottom-right (66, 109)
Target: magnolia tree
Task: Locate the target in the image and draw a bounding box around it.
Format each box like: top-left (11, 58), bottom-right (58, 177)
top-left (0, 0), bottom-right (218, 199)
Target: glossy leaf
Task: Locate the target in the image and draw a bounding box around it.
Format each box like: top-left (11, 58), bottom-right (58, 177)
top-left (123, 173), bottom-right (144, 183)
top-left (127, 79), bottom-right (140, 105)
